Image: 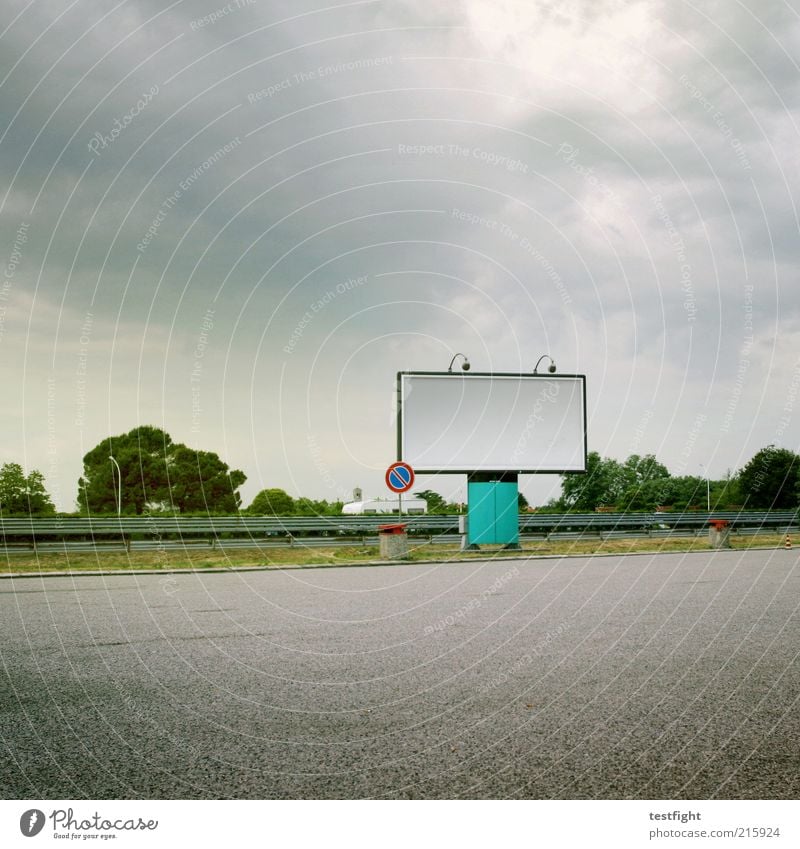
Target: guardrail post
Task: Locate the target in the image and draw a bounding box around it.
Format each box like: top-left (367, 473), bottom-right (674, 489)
top-left (459, 514), bottom-right (478, 551)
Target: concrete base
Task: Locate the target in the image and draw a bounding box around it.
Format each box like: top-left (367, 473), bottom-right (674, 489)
top-left (380, 534), bottom-right (409, 560)
top-left (708, 527), bottom-right (731, 549)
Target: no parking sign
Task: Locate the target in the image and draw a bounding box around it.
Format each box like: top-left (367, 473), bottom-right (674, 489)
top-left (385, 461), bottom-right (415, 493)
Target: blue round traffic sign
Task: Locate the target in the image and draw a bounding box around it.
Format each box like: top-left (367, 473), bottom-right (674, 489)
top-left (385, 461), bottom-right (415, 493)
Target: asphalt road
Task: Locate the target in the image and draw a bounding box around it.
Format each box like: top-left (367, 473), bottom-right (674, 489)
top-left (1, 549), bottom-right (798, 799)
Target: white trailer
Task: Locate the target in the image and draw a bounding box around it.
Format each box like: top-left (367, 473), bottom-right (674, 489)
top-left (341, 498), bottom-right (427, 515)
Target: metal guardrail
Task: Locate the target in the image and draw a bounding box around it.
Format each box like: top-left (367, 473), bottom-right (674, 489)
top-left (519, 510), bottom-right (800, 531)
top-left (0, 510), bottom-right (796, 536)
top-left (0, 510), bottom-right (796, 556)
top-left (0, 527), bottom-right (792, 557)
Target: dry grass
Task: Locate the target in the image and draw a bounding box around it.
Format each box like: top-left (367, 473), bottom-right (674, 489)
top-left (0, 533), bottom-right (794, 575)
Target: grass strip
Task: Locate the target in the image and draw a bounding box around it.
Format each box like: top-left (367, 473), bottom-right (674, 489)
top-left (1, 533), bottom-right (794, 575)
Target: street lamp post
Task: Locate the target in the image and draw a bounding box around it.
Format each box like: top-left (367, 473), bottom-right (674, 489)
top-left (109, 455), bottom-right (122, 517)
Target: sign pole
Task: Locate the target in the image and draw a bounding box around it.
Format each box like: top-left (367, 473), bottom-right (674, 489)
top-left (385, 462), bottom-right (415, 515)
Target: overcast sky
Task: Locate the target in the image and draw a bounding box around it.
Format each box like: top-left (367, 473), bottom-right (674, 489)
top-left (1, 0), bottom-right (799, 511)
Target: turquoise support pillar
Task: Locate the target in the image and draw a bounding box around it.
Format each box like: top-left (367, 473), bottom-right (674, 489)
top-left (465, 473), bottom-right (520, 549)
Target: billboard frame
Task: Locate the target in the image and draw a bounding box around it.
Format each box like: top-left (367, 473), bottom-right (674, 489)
top-left (396, 371), bottom-right (588, 475)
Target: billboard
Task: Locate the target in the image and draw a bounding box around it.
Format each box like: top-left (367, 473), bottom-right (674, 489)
top-left (397, 372), bottom-right (587, 474)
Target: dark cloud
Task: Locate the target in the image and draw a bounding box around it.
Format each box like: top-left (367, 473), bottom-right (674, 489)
top-left (1, 0), bottom-right (798, 508)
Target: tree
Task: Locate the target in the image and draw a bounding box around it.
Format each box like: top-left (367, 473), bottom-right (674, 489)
top-left (560, 452), bottom-right (672, 511)
top-left (168, 446), bottom-right (246, 514)
top-left (293, 497), bottom-right (342, 516)
top-left (619, 477), bottom-right (672, 511)
top-left (414, 489), bottom-right (448, 513)
top-left (0, 463), bottom-right (56, 515)
top-left (619, 453), bottom-right (670, 489)
top-left (247, 488), bottom-right (295, 515)
top-left (77, 426), bottom-right (246, 514)
top-left (738, 445), bottom-right (799, 509)
top-left (518, 491), bottom-right (530, 511)
top-left (560, 452), bottom-right (624, 511)
top-left (709, 471), bottom-right (742, 510)
top-left (617, 454), bottom-right (671, 511)
top-left (664, 476), bottom-right (708, 510)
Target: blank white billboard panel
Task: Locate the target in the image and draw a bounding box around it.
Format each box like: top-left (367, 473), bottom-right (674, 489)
top-left (398, 373), bottom-right (587, 473)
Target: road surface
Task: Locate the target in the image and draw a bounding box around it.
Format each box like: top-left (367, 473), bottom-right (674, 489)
top-left (1, 549), bottom-right (798, 799)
